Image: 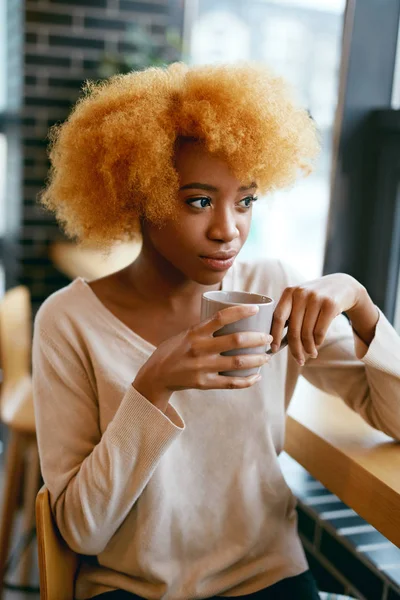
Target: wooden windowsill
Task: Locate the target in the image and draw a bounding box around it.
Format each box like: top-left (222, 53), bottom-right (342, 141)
top-left (50, 241), bottom-right (400, 546)
top-left (286, 377), bottom-right (400, 547)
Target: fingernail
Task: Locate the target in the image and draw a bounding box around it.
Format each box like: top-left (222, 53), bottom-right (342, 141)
top-left (267, 335), bottom-right (274, 343)
top-left (297, 358), bottom-right (305, 366)
top-left (271, 343), bottom-right (278, 353)
top-left (249, 305), bottom-right (259, 313)
top-left (311, 351), bottom-right (318, 359)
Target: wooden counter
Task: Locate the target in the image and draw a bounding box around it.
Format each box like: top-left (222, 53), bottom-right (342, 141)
top-left (286, 377), bottom-right (400, 547)
top-left (51, 241), bottom-right (400, 547)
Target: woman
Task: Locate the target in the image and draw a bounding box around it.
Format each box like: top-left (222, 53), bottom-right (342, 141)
top-left (33, 62), bottom-right (400, 600)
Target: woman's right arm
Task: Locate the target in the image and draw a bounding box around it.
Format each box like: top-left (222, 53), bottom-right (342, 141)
top-left (32, 327), bottom-right (185, 556)
top-left (33, 302), bottom-right (269, 555)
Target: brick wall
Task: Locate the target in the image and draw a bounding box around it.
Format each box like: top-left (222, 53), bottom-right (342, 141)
top-left (21, 0), bottom-right (181, 312)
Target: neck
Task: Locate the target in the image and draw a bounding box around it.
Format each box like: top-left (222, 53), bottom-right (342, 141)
top-left (120, 243), bottom-right (221, 312)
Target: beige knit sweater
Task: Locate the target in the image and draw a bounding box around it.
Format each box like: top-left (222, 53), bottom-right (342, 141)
top-left (32, 259), bottom-right (400, 600)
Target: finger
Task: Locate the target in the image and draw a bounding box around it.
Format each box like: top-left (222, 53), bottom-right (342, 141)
top-left (270, 288), bottom-right (293, 353)
top-left (205, 331), bottom-right (272, 355)
top-left (301, 298), bottom-right (321, 357)
top-left (213, 352), bottom-right (270, 373)
top-left (286, 289), bottom-right (308, 365)
top-left (210, 372), bottom-right (262, 390)
top-left (313, 298), bottom-right (338, 348)
top-left (200, 305), bottom-right (259, 336)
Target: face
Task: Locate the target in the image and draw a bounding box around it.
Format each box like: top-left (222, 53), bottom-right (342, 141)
top-left (141, 140), bottom-right (257, 287)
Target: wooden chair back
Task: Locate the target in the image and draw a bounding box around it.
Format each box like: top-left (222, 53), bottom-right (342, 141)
top-left (36, 485), bottom-right (79, 600)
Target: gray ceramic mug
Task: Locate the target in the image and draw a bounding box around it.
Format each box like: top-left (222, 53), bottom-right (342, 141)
top-left (200, 290), bottom-right (288, 377)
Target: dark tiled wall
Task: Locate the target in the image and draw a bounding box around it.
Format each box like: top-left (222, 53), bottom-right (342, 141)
top-left (21, 0), bottom-right (175, 312)
top-left (280, 452), bottom-right (400, 600)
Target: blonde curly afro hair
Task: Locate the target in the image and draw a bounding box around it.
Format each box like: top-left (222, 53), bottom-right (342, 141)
top-left (40, 61), bottom-right (320, 248)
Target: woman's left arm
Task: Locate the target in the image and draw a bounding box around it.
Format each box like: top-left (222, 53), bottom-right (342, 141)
top-left (271, 265), bottom-right (400, 440)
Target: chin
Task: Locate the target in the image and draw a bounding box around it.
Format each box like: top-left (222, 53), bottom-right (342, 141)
top-left (192, 268), bottom-right (226, 287)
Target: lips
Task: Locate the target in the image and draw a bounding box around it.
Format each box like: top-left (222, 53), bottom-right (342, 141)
top-left (200, 251), bottom-right (237, 260)
top-left (199, 254), bottom-right (236, 271)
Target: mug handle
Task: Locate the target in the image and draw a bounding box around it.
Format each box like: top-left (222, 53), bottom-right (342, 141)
top-left (265, 327), bottom-right (289, 355)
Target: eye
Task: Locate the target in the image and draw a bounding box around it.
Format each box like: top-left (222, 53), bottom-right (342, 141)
top-left (186, 197), bottom-right (212, 209)
top-left (239, 195), bottom-right (258, 208)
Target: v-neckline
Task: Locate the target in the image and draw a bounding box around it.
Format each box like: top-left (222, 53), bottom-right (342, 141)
top-left (76, 264), bottom-right (236, 355)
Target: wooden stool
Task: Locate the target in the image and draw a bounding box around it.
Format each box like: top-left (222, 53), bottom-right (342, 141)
top-left (0, 287), bottom-right (40, 598)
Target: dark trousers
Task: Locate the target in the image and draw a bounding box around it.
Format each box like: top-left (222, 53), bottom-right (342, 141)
top-left (90, 569), bottom-right (320, 600)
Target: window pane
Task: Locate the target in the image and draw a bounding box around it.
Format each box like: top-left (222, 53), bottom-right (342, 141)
top-left (0, 2), bottom-right (6, 299)
top-left (391, 14), bottom-right (400, 109)
top-left (0, 0), bottom-right (6, 111)
top-left (0, 133), bottom-right (6, 237)
top-left (393, 14), bottom-right (400, 333)
top-left (395, 272), bottom-right (400, 333)
top-left (186, 0), bottom-right (346, 279)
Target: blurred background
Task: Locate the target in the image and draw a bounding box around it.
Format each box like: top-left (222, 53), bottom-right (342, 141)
top-left (0, 1), bottom-right (400, 599)
top-left (0, 0), bottom-right (399, 328)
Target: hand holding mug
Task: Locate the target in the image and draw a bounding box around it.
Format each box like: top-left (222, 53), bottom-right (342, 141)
top-left (201, 291), bottom-right (288, 376)
top-left (133, 303), bottom-right (272, 413)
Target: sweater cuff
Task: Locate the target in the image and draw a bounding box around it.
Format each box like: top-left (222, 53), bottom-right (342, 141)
top-left (107, 385), bottom-right (185, 457)
top-left (353, 307), bottom-right (400, 376)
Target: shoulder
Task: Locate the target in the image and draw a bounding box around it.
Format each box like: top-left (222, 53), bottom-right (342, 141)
top-left (233, 258), bottom-right (306, 295)
top-left (34, 278), bottom-right (89, 347)
top-left (33, 279), bottom-right (98, 388)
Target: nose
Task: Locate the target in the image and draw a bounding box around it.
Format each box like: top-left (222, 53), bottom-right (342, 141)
top-left (206, 206), bottom-right (240, 243)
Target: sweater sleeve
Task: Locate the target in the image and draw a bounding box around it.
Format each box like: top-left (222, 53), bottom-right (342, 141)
top-left (278, 260), bottom-right (400, 441)
top-left (32, 326), bottom-right (185, 556)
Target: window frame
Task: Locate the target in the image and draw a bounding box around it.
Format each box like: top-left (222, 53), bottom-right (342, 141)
top-left (324, 0), bottom-right (400, 323)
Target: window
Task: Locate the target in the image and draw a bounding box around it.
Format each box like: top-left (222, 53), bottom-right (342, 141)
top-left (393, 15), bottom-right (400, 333)
top-left (0, 0), bottom-right (5, 112)
top-left (395, 272), bottom-right (400, 333)
top-left (0, 1), bottom-right (7, 296)
top-left (0, 133), bottom-right (5, 239)
top-left (185, 0), bottom-right (346, 279)
top-left (392, 14), bottom-right (400, 110)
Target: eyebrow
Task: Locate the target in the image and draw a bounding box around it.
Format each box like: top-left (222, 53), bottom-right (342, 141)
top-left (179, 182), bottom-right (258, 192)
